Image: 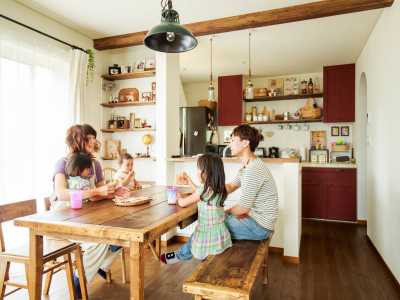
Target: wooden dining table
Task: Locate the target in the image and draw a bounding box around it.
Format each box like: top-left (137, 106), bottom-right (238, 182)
top-left (13, 186), bottom-right (197, 300)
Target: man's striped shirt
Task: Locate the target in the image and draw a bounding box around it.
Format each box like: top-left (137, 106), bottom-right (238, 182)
top-left (232, 157), bottom-right (279, 231)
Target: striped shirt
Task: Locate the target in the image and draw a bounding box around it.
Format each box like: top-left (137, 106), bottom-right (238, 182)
top-left (232, 157), bottom-right (278, 231)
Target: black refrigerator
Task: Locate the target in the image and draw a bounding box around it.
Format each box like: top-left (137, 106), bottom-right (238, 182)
top-left (180, 106), bottom-right (218, 156)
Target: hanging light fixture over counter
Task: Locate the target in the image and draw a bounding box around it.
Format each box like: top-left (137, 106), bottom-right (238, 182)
top-left (208, 36), bottom-right (215, 101)
top-left (144, 0), bottom-right (198, 53)
top-left (246, 30), bottom-right (254, 99)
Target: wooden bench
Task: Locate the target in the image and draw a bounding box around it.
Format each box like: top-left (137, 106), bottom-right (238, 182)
top-left (183, 233), bottom-right (273, 300)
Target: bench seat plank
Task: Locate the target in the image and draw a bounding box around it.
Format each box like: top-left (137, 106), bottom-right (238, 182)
top-left (184, 235), bottom-right (273, 300)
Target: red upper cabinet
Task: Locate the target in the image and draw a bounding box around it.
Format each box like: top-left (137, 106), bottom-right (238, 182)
top-left (218, 75), bottom-right (243, 126)
top-left (323, 64), bottom-right (355, 123)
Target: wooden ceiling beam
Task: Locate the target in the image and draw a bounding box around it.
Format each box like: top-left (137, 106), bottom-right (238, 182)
top-left (93, 0), bottom-right (394, 51)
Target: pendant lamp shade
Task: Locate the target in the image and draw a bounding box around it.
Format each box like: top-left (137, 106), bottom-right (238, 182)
top-left (144, 2), bottom-right (197, 53)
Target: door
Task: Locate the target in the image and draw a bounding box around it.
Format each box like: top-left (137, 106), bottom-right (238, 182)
top-left (218, 75), bottom-right (243, 126)
top-left (323, 182), bottom-right (357, 221)
top-left (323, 64), bottom-right (355, 123)
top-left (302, 181), bottom-right (323, 218)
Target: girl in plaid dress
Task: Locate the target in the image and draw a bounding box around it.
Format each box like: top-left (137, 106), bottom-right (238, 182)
top-left (161, 153), bottom-right (232, 263)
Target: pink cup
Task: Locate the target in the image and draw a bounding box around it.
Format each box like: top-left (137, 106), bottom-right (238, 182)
top-left (166, 187), bottom-right (178, 205)
top-left (69, 190), bottom-right (83, 210)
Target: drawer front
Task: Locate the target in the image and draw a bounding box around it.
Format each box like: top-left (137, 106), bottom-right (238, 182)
top-left (302, 167), bottom-right (356, 182)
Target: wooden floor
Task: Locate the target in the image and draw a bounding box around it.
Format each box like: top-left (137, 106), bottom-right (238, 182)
top-left (4, 219), bottom-right (400, 299)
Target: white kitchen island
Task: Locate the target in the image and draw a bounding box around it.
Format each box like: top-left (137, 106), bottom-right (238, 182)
top-left (166, 157), bottom-right (302, 263)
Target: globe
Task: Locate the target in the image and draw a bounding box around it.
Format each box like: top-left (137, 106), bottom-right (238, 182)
top-left (142, 134), bottom-right (153, 145)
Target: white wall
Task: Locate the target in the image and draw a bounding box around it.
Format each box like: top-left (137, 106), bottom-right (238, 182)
top-left (355, 1), bottom-right (400, 283)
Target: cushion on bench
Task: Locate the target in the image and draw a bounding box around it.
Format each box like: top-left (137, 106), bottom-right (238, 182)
top-left (183, 234), bottom-right (273, 300)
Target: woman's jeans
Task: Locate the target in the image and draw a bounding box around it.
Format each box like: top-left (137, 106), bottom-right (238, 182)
top-left (177, 214), bottom-right (272, 260)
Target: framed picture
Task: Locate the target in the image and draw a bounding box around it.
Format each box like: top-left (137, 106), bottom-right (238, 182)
top-left (341, 126), bottom-right (349, 136)
top-left (121, 66), bottom-right (128, 74)
top-left (224, 131), bottom-right (233, 143)
top-left (109, 65), bottom-right (121, 75)
top-left (268, 78), bottom-right (284, 96)
top-left (145, 59), bottom-right (156, 70)
top-left (310, 131), bottom-right (327, 147)
top-left (134, 60), bottom-right (146, 72)
top-left (141, 92), bottom-right (151, 101)
top-left (331, 126), bottom-right (339, 136)
top-left (284, 77), bottom-right (298, 95)
top-left (105, 140), bottom-right (120, 157)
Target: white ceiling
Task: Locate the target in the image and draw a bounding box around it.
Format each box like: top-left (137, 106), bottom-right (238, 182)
top-left (15, 0), bottom-right (383, 83)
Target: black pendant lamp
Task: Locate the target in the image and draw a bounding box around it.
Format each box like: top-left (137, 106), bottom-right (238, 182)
top-left (144, 0), bottom-right (198, 53)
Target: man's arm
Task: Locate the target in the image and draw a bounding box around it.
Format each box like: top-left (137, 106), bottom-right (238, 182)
top-left (226, 182), bottom-right (239, 194)
top-left (225, 204), bottom-right (250, 215)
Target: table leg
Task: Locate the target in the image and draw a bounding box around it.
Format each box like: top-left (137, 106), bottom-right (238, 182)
top-left (156, 237), bottom-right (161, 257)
top-left (29, 229), bottom-right (43, 300)
top-left (130, 241), bottom-right (144, 300)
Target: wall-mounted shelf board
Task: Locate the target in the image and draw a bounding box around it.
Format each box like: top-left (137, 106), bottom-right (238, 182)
top-left (101, 101), bottom-right (155, 108)
top-left (243, 93), bottom-right (323, 102)
top-left (101, 70), bottom-right (155, 81)
top-left (244, 118), bottom-right (323, 125)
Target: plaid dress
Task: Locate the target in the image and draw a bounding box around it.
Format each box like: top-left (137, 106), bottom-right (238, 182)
top-left (191, 185), bottom-right (232, 260)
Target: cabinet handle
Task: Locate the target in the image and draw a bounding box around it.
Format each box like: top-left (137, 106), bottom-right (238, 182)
top-left (331, 183), bottom-right (334, 186)
top-left (336, 169), bottom-right (339, 172)
top-left (325, 183), bottom-right (327, 185)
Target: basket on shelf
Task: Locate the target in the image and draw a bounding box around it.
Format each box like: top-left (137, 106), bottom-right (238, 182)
top-left (332, 143), bottom-right (350, 150)
top-left (300, 98), bottom-right (322, 119)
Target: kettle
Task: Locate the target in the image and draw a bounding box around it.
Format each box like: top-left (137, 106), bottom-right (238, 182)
top-left (281, 148), bottom-right (297, 158)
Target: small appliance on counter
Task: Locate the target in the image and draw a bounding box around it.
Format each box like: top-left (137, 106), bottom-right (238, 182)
top-left (254, 147), bottom-right (267, 158)
top-left (268, 147), bottom-right (279, 158)
top-left (280, 148), bottom-right (297, 158)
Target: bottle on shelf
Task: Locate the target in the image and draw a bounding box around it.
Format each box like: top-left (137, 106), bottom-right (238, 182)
top-left (111, 111), bottom-right (114, 121)
top-left (308, 78), bottom-right (314, 94)
top-left (314, 76), bottom-right (320, 93)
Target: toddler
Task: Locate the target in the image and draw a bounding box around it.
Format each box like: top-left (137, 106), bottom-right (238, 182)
top-left (114, 153), bottom-right (142, 189)
top-left (161, 153), bottom-right (232, 263)
top-left (65, 152), bottom-right (92, 203)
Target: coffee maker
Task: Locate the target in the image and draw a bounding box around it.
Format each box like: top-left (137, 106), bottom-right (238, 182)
top-left (268, 147), bottom-right (279, 158)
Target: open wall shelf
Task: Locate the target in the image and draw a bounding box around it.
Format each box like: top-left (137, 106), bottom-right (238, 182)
top-left (244, 118), bottom-right (323, 125)
top-left (101, 128), bottom-right (156, 132)
top-left (243, 93), bottom-right (323, 102)
top-left (101, 70), bottom-right (156, 81)
top-left (101, 101), bottom-right (155, 108)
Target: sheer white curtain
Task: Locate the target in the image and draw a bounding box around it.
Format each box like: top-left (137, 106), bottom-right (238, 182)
top-left (0, 25), bottom-right (71, 208)
top-left (69, 49), bottom-right (88, 124)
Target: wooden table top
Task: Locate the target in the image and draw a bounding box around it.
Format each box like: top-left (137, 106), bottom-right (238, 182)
top-left (14, 186), bottom-right (195, 246)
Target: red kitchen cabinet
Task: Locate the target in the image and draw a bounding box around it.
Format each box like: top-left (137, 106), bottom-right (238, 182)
top-left (302, 181), bottom-right (323, 218)
top-left (323, 182), bottom-right (357, 221)
top-left (323, 64), bottom-right (355, 123)
top-left (302, 168), bottom-right (357, 221)
top-left (218, 75), bottom-right (243, 126)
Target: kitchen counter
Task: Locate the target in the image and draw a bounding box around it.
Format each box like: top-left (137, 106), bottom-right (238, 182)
top-left (302, 162), bottom-right (358, 168)
top-left (169, 156), bottom-right (301, 261)
top-left (166, 157), bottom-right (300, 163)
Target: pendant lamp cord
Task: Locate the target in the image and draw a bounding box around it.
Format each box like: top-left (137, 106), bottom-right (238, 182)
top-left (210, 38), bottom-right (213, 84)
top-left (249, 32), bottom-right (252, 80)
top-left (161, 0), bottom-right (172, 10)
